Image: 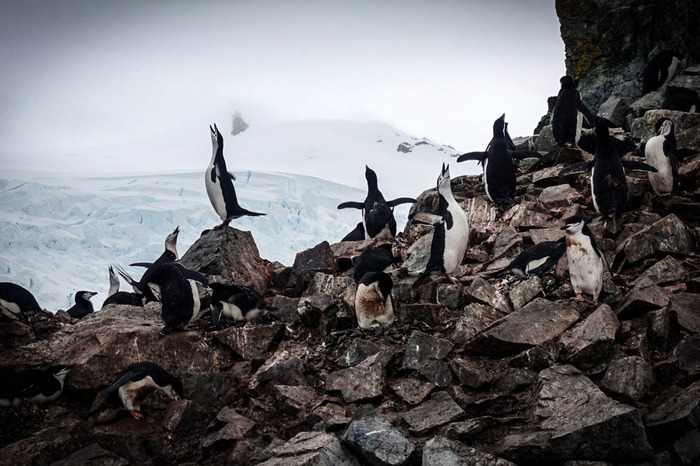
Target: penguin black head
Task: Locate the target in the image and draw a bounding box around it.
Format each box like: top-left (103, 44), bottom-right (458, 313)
top-left (561, 216), bottom-right (585, 233)
top-left (560, 76), bottom-right (576, 88)
top-left (655, 118), bottom-right (674, 137)
top-left (76, 291), bottom-right (98, 302)
top-left (493, 114), bottom-right (506, 138)
top-left (365, 165), bottom-right (379, 189)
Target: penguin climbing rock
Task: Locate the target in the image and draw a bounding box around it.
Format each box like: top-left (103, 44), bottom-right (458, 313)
top-left (645, 118), bottom-right (678, 195)
top-left (146, 263), bottom-right (202, 335)
top-left (409, 163), bottom-right (471, 287)
top-left (209, 282), bottom-right (268, 327)
top-left (561, 216), bottom-right (606, 304)
top-left (642, 51), bottom-right (683, 95)
top-left (0, 282), bottom-right (43, 315)
top-left (206, 123), bottom-right (265, 229)
top-left (352, 243), bottom-right (396, 283)
top-left (559, 121), bottom-right (657, 230)
top-left (89, 362), bottom-right (183, 420)
top-left (502, 240), bottom-right (567, 277)
top-left (0, 365), bottom-right (73, 407)
top-left (102, 266), bottom-right (143, 308)
top-left (338, 165), bottom-right (416, 240)
top-left (457, 114), bottom-right (542, 204)
top-left (66, 291), bottom-right (97, 319)
top-left (355, 271), bottom-right (395, 329)
top-left (551, 76), bottom-right (597, 147)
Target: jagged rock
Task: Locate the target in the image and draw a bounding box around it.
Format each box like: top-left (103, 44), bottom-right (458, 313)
top-left (600, 356), bottom-right (655, 402)
top-left (326, 353), bottom-right (385, 403)
top-left (465, 277), bottom-right (512, 314)
top-left (532, 166), bottom-right (567, 188)
top-left (50, 443), bottom-right (128, 466)
top-left (287, 241), bottom-right (337, 295)
top-left (621, 214), bottom-right (695, 263)
top-left (676, 334), bottom-right (700, 381)
top-left (436, 283), bottom-right (466, 310)
top-left (303, 273), bottom-right (355, 309)
top-left (449, 358), bottom-right (491, 389)
top-left (180, 227), bottom-right (271, 293)
top-left (528, 227), bottom-right (566, 244)
top-left (616, 284), bottom-right (671, 319)
top-left (337, 340), bottom-right (381, 367)
top-left (509, 341), bottom-right (563, 372)
top-left (423, 436), bottom-right (516, 466)
top-left (645, 380), bottom-right (700, 437)
top-left (259, 431), bottom-right (360, 466)
top-left (559, 304), bottom-right (620, 368)
top-left (270, 295), bottom-right (301, 324)
top-left (669, 292), bottom-right (700, 333)
top-left (647, 308), bottom-right (672, 351)
top-left (503, 202), bottom-right (556, 231)
top-left (274, 385), bottom-right (317, 414)
top-left (673, 429), bottom-right (700, 465)
top-left (389, 378), bottom-right (434, 405)
top-left (163, 399), bottom-right (203, 435)
top-left (538, 184), bottom-right (583, 209)
top-left (342, 416), bottom-right (414, 466)
top-left (493, 367), bottom-right (538, 394)
top-left (631, 110), bottom-right (700, 141)
top-left (598, 95), bottom-right (631, 128)
top-left (630, 90), bottom-right (665, 115)
top-left (202, 407), bottom-right (256, 448)
top-left (0, 425), bottom-right (74, 465)
top-left (509, 277), bottom-right (543, 310)
top-left (250, 347), bottom-right (304, 389)
top-left (401, 392), bottom-right (465, 434)
top-left (402, 331), bottom-right (453, 370)
top-left (214, 323), bottom-right (283, 360)
top-left (465, 298), bottom-right (580, 356)
top-left (492, 226), bottom-right (523, 260)
top-left (452, 303), bottom-right (503, 347)
top-left (630, 255), bottom-right (686, 288)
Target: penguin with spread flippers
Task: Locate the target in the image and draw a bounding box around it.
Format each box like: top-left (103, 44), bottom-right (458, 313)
top-left (409, 164), bottom-right (470, 287)
top-left (206, 123), bottom-right (265, 229)
top-left (89, 362), bottom-right (183, 420)
top-left (559, 121), bottom-right (657, 231)
top-left (338, 165), bottom-right (416, 240)
top-left (0, 282), bottom-right (44, 315)
top-left (0, 365), bottom-right (73, 407)
top-left (209, 282), bottom-right (268, 327)
top-left (355, 271), bottom-right (395, 329)
top-left (644, 118), bottom-right (678, 195)
top-left (561, 216), bottom-right (605, 304)
top-left (146, 263), bottom-right (202, 335)
top-left (551, 76), bottom-right (598, 147)
top-left (66, 291), bottom-right (97, 319)
top-left (501, 240), bottom-right (567, 277)
top-left (642, 51), bottom-right (683, 95)
top-left (102, 266), bottom-right (143, 308)
top-left (457, 114), bottom-right (542, 204)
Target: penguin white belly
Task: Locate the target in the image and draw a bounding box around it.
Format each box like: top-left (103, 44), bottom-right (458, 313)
top-left (205, 163), bottom-right (228, 220)
top-left (483, 158), bottom-right (493, 202)
top-left (645, 136), bottom-right (673, 194)
top-left (575, 112), bottom-right (583, 144)
top-left (119, 377), bottom-right (158, 411)
top-left (443, 203), bottom-right (470, 274)
top-left (355, 283), bottom-right (394, 328)
top-left (590, 166), bottom-right (600, 214)
top-left (0, 298), bottom-right (21, 315)
top-left (567, 235), bottom-right (603, 298)
top-left (187, 280), bottom-right (201, 325)
top-left (525, 257), bottom-right (549, 274)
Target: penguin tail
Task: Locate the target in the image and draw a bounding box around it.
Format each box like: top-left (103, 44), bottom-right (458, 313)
top-left (238, 208), bottom-right (266, 217)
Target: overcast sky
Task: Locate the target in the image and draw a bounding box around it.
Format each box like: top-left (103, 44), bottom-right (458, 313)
top-left (0, 0), bottom-right (564, 174)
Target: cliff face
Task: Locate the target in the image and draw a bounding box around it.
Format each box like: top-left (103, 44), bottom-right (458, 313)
top-left (556, 0), bottom-right (700, 109)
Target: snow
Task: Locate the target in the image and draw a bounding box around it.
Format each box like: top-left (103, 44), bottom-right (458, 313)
top-left (0, 119), bottom-right (478, 312)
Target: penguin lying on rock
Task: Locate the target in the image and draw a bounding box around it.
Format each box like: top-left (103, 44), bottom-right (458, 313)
top-left (500, 240), bottom-right (567, 277)
top-left (102, 266), bottom-right (143, 308)
top-left (209, 282), bottom-right (269, 327)
top-left (0, 365), bottom-right (73, 407)
top-left (0, 282), bottom-right (46, 316)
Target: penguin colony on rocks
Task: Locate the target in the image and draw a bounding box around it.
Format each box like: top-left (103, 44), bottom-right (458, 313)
top-left (0, 48), bottom-right (696, 428)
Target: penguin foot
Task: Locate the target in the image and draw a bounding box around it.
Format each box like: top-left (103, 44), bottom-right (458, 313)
top-left (130, 410), bottom-right (144, 420)
top-left (446, 274), bottom-right (459, 284)
top-left (572, 294), bottom-right (585, 302)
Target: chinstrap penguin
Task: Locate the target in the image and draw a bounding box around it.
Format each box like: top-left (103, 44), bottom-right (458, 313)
top-left (338, 165), bottom-right (416, 240)
top-left (206, 123), bottom-right (265, 230)
top-left (501, 240), bottom-right (567, 277)
top-left (0, 365), bottom-right (73, 407)
top-left (551, 76), bottom-right (597, 147)
top-left (561, 216), bottom-right (605, 304)
top-left (89, 362), bottom-right (183, 420)
top-left (0, 282), bottom-right (43, 315)
top-left (355, 271), bottom-right (395, 329)
top-left (146, 263), bottom-right (203, 335)
top-left (67, 291), bottom-right (97, 319)
top-left (559, 121), bottom-right (657, 231)
top-left (209, 282), bottom-right (268, 327)
top-left (642, 51), bottom-right (683, 95)
top-left (644, 118), bottom-right (678, 195)
top-left (102, 266), bottom-right (143, 308)
top-left (409, 163), bottom-right (471, 287)
top-left (457, 114), bottom-right (542, 204)
top-left (352, 243), bottom-right (396, 283)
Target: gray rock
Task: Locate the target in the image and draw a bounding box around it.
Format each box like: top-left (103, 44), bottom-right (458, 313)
top-left (303, 273), bottom-right (355, 309)
top-left (493, 368), bottom-right (538, 394)
top-left (326, 353), bottom-right (385, 403)
top-left (622, 214), bottom-right (695, 263)
top-left (436, 283), bottom-right (467, 310)
top-left (250, 348), bottom-right (303, 389)
top-left (631, 110), bottom-right (700, 141)
top-left (466, 277), bottom-right (512, 314)
top-left (274, 385), bottom-right (317, 414)
top-left (342, 416), bottom-right (414, 466)
top-left (401, 392), bottom-right (465, 434)
top-left (670, 292), bottom-right (700, 333)
top-left (492, 226), bottom-right (523, 260)
top-left (401, 330), bottom-right (453, 370)
top-left (287, 241), bottom-right (337, 295)
top-left (630, 255), bottom-right (686, 288)
top-left (214, 323), bottom-right (284, 360)
top-left (630, 90), bottom-right (665, 115)
top-left (532, 166), bottom-right (568, 188)
top-left (616, 284), bottom-right (671, 319)
top-left (402, 232), bottom-right (432, 273)
top-left (598, 95), bottom-right (631, 128)
top-left (450, 358), bottom-right (491, 389)
top-left (50, 444), bottom-right (128, 466)
top-left (202, 407), bottom-right (256, 448)
top-left (337, 339), bottom-right (381, 367)
top-left (389, 377), bottom-right (434, 405)
top-left (600, 356), bottom-right (655, 402)
top-left (465, 298), bottom-right (580, 356)
top-left (538, 184), bottom-right (583, 209)
top-left (504, 202), bottom-right (556, 231)
top-left (673, 428), bottom-right (700, 465)
top-left (452, 303), bottom-right (503, 347)
top-left (645, 379), bottom-right (700, 433)
top-left (260, 431), bottom-right (360, 466)
top-left (676, 334), bottom-right (700, 381)
top-left (419, 360), bottom-right (454, 388)
top-left (509, 277), bottom-right (543, 310)
top-left (647, 308), bottom-right (672, 351)
top-left (423, 436), bottom-right (516, 466)
top-left (559, 304), bottom-right (619, 368)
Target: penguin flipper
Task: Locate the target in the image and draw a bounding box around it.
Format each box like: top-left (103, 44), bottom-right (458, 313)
top-left (387, 197), bottom-right (417, 207)
top-left (621, 160), bottom-right (658, 172)
top-left (129, 262), bottom-right (153, 268)
top-left (210, 167), bottom-right (217, 183)
top-left (457, 151), bottom-right (487, 163)
top-left (510, 150), bottom-right (543, 160)
top-left (408, 211), bottom-right (445, 227)
top-left (104, 370), bottom-right (142, 394)
top-left (228, 172), bottom-right (236, 181)
top-left (338, 201), bottom-right (364, 210)
top-left (559, 161), bottom-right (594, 176)
top-left (665, 139), bottom-right (679, 192)
top-left (341, 223), bottom-right (365, 241)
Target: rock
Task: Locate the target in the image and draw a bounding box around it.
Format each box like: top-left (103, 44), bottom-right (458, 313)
top-left (532, 166), bottom-right (567, 188)
top-left (504, 202), bottom-right (555, 231)
top-left (287, 241), bottom-right (337, 295)
top-left (631, 110), bottom-right (700, 141)
top-left (452, 303), bottom-right (504, 347)
top-left (675, 335), bottom-right (700, 381)
top-left (202, 407), bottom-right (256, 448)
top-left (0, 426), bottom-right (74, 466)
top-left (509, 341), bottom-right (563, 372)
top-left (180, 227), bottom-right (271, 293)
top-left (493, 368), bottom-right (538, 394)
top-left (389, 378), bottom-right (434, 405)
top-left (600, 356), bottom-right (655, 402)
top-left (449, 358), bottom-right (491, 389)
top-left (465, 277), bottom-right (512, 314)
top-left (509, 277), bottom-right (543, 310)
top-left (538, 184), bottom-right (583, 209)
top-left (303, 273), bottom-right (355, 310)
top-left (423, 436), bottom-right (516, 466)
top-left (214, 323), bottom-right (284, 361)
top-left (401, 331), bottom-right (453, 371)
top-left (50, 443), bottom-right (128, 466)
top-left (342, 416), bottom-right (414, 466)
top-left (337, 340), bottom-right (381, 368)
top-left (622, 214), bottom-right (695, 263)
top-left (250, 348), bottom-right (304, 389)
top-left (492, 226), bottom-right (523, 260)
top-left (670, 292), bottom-right (700, 333)
top-left (326, 353), bottom-right (385, 403)
top-left (673, 428), bottom-right (700, 465)
top-left (274, 385), bottom-right (317, 414)
top-left (598, 95), bottom-right (631, 129)
top-left (645, 379), bottom-right (700, 435)
top-left (270, 296), bottom-right (301, 324)
top-left (436, 283), bottom-right (466, 310)
top-left (401, 392), bottom-right (465, 434)
top-left (259, 431), bottom-right (360, 466)
top-left (465, 299), bottom-right (580, 356)
top-left (630, 255), bottom-right (686, 288)
top-left (647, 308), bottom-right (672, 351)
top-left (616, 284), bottom-right (671, 320)
top-left (163, 399), bottom-right (202, 435)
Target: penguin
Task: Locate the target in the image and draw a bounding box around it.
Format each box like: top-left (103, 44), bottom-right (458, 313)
top-left (352, 243), bottom-right (396, 283)
top-left (206, 123), bottom-right (265, 229)
top-left (409, 164), bottom-right (471, 287)
top-left (561, 216), bottom-right (605, 304)
top-left (663, 89), bottom-right (699, 113)
top-left (644, 118), bottom-right (678, 195)
top-left (338, 165), bottom-right (416, 240)
top-left (89, 362), bottom-right (183, 420)
top-left (66, 291), bottom-right (97, 319)
top-left (501, 240), bottom-right (567, 277)
top-left (355, 271), bottom-right (395, 329)
top-left (559, 121), bottom-right (657, 230)
top-left (551, 76), bottom-right (597, 147)
top-left (642, 51), bottom-right (683, 95)
top-left (102, 266), bottom-right (143, 308)
top-left (0, 282), bottom-right (43, 315)
top-left (209, 282), bottom-right (268, 327)
top-left (457, 114), bottom-right (542, 204)
top-left (146, 263), bottom-right (202, 335)
top-left (0, 365), bottom-right (73, 407)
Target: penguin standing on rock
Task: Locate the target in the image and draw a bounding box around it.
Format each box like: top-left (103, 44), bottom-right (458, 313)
top-left (89, 362), bottom-right (183, 420)
top-left (644, 118), bottom-right (678, 195)
top-left (206, 123), bottom-right (265, 230)
top-left (209, 282), bottom-right (268, 327)
top-left (0, 365), bottom-right (73, 407)
top-left (409, 164), bottom-right (470, 287)
top-left (457, 114), bottom-right (542, 204)
top-left (355, 271), bottom-right (395, 329)
top-left (67, 291), bottom-right (97, 319)
top-left (551, 76), bottom-right (597, 148)
top-left (146, 263), bottom-right (202, 335)
top-left (338, 166), bottom-right (416, 241)
top-left (561, 216), bottom-right (605, 305)
top-left (0, 282), bottom-right (44, 315)
top-left (559, 121), bottom-right (657, 231)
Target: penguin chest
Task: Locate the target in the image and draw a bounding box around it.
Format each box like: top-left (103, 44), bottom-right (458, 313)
top-left (443, 203), bottom-right (470, 274)
top-left (645, 136), bottom-right (674, 194)
top-left (205, 162), bottom-right (228, 220)
top-left (186, 280), bottom-right (202, 325)
top-left (355, 283), bottom-right (394, 328)
top-left (566, 235), bottom-right (603, 297)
